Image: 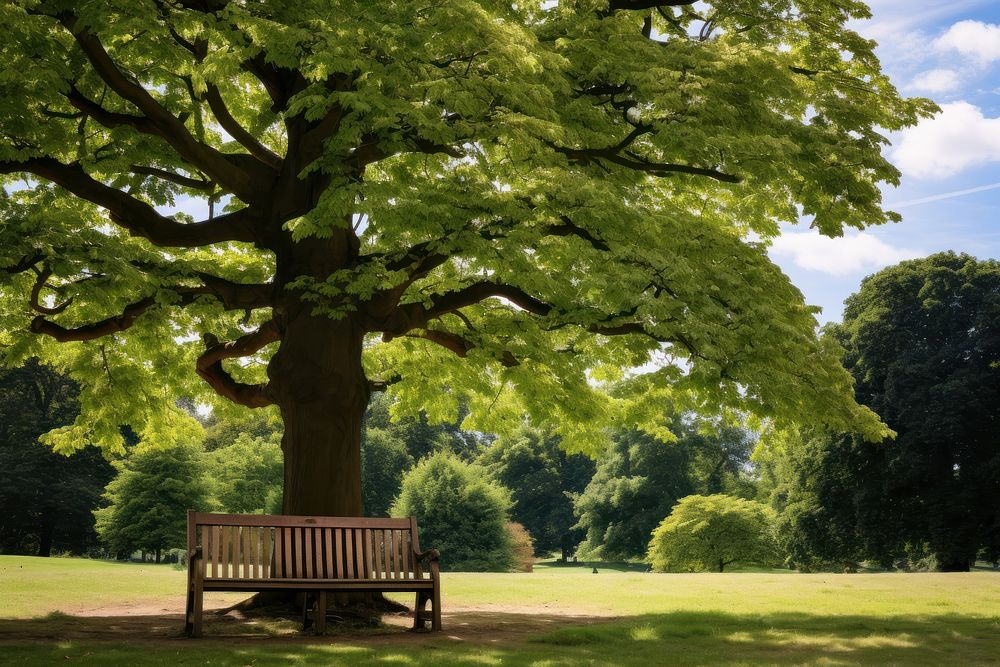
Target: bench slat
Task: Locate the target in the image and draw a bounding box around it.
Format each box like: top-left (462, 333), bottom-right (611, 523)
top-left (282, 527), bottom-right (293, 578)
top-left (377, 530), bottom-right (386, 579)
top-left (262, 526), bottom-right (271, 578)
top-left (401, 529), bottom-right (411, 579)
top-left (304, 528), bottom-right (314, 579)
top-left (191, 512), bottom-right (412, 528)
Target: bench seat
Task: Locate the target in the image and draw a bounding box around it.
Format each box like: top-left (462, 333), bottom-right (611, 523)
top-left (202, 577), bottom-right (436, 591)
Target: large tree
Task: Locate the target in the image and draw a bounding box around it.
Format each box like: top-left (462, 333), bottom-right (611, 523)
top-left (0, 360), bottom-right (113, 556)
top-left (832, 253), bottom-right (1000, 570)
top-left (0, 0), bottom-right (922, 517)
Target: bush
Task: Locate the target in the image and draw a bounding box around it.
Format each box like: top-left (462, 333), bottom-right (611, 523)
top-left (391, 451), bottom-right (514, 571)
top-left (507, 522), bottom-right (535, 572)
top-left (648, 494), bottom-right (777, 572)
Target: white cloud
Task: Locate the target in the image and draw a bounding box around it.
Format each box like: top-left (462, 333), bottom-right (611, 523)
top-left (770, 232), bottom-right (923, 276)
top-left (892, 102), bottom-right (1000, 179)
top-left (908, 68), bottom-right (961, 93)
top-left (934, 20), bottom-right (1000, 64)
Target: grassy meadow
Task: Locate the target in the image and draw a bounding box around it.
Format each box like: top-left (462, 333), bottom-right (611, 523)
top-left (1, 556), bottom-right (999, 665)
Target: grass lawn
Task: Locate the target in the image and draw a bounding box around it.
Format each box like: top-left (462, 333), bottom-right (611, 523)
top-left (2, 556), bottom-right (999, 665)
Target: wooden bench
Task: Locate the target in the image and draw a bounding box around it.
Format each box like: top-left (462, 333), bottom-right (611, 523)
top-left (184, 511), bottom-right (441, 636)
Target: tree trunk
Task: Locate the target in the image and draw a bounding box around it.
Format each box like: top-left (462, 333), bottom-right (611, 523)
top-left (37, 514), bottom-right (54, 557)
top-left (269, 310), bottom-right (369, 517)
top-left (155, 548), bottom-right (161, 564)
top-left (718, 558), bottom-right (725, 573)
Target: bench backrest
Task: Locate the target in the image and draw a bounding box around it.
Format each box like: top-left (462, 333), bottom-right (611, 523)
top-left (187, 512), bottom-right (428, 581)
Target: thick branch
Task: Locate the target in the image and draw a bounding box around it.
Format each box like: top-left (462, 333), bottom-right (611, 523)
top-left (56, 12), bottom-right (272, 201)
top-left (130, 164), bottom-right (214, 191)
top-left (29, 267), bottom-right (73, 315)
top-left (413, 329), bottom-right (519, 367)
top-left (607, 1), bottom-right (698, 9)
top-left (425, 282), bottom-right (553, 319)
top-left (30, 296), bottom-right (156, 342)
top-left (0, 157), bottom-right (258, 247)
top-left (552, 143), bottom-right (740, 183)
top-left (196, 321), bottom-right (278, 407)
top-left (203, 85), bottom-right (282, 168)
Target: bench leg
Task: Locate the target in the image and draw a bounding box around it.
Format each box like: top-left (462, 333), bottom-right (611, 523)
top-left (413, 591), bottom-right (430, 630)
top-left (431, 584), bottom-right (442, 632)
top-left (184, 582), bottom-right (193, 635)
top-left (190, 584), bottom-right (203, 637)
top-left (315, 591), bottom-right (328, 635)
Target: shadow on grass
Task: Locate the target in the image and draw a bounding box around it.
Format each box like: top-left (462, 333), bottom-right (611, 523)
top-left (1, 609), bottom-right (998, 665)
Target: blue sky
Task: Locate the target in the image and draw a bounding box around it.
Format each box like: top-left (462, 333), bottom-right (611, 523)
top-left (770, 0), bottom-right (1000, 322)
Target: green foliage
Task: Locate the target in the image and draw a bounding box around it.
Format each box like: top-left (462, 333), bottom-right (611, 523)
top-left (834, 252), bottom-right (1000, 570)
top-left (574, 420), bottom-right (755, 561)
top-left (208, 432), bottom-right (283, 514)
top-left (575, 428), bottom-right (694, 561)
top-left (203, 408), bottom-right (282, 452)
top-left (391, 451), bottom-right (514, 571)
top-left (94, 432), bottom-right (212, 557)
top-left (648, 494), bottom-right (777, 572)
top-left (759, 253), bottom-right (1000, 571)
top-left (366, 393), bottom-right (484, 462)
top-left (0, 360), bottom-right (113, 556)
top-left (0, 0), bottom-right (922, 472)
top-left (756, 429), bottom-right (895, 570)
top-left (478, 426), bottom-right (595, 558)
top-left (361, 427), bottom-right (413, 516)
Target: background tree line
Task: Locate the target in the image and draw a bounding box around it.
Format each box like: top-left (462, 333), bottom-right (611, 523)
top-left (2, 252), bottom-right (997, 572)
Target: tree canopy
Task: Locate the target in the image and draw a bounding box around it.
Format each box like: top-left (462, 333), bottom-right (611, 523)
top-left (0, 0), bottom-right (926, 515)
top-left (648, 493), bottom-right (777, 572)
top-left (478, 425), bottom-right (595, 558)
top-left (391, 451), bottom-right (514, 571)
top-left (838, 253), bottom-right (1000, 569)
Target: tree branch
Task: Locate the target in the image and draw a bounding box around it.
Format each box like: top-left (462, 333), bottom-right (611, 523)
top-left (130, 164), bottom-right (214, 191)
top-left (30, 296), bottom-right (157, 342)
top-left (53, 11), bottom-right (273, 202)
top-left (411, 329), bottom-right (519, 367)
top-left (550, 143), bottom-right (740, 183)
top-left (425, 282), bottom-right (553, 319)
top-left (196, 321), bottom-right (278, 407)
top-left (203, 85), bottom-right (283, 169)
top-left (29, 266), bottom-right (73, 315)
top-left (0, 157), bottom-right (258, 247)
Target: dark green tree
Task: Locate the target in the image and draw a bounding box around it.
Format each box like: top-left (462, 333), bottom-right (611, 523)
top-left (575, 419), bottom-right (757, 560)
top-left (757, 429), bottom-right (895, 570)
top-left (365, 392), bottom-right (483, 463)
top-left (391, 451), bottom-right (513, 571)
top-left (831, 252), bottom-right (1000, 571)
top-left (361, 427), bottom-right (413, 516)
top-left (0, 360), bottom-right (113, 556)
top-left (94, 435), bottom-right (212, 561)
top-left (478, 426), bottom-right (595, 559)
top-left (574, 428), bottom-right (694, 561)
top-left (686, 424), bottom-right (757, 498)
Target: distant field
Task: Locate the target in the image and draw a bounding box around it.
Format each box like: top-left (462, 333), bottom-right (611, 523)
top-left (2, 556), bottom-right (999, 665)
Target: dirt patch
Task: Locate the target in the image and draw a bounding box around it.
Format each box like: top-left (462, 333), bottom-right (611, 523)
top-left (0, 596), bottom-right (617, 647)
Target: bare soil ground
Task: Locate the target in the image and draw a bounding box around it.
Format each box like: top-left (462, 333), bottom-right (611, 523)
top-left (0, 596), bottom-right (616, 647)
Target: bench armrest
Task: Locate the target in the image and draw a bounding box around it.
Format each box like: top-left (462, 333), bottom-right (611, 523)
top-left (414, 548), bottom-right (440, 563)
